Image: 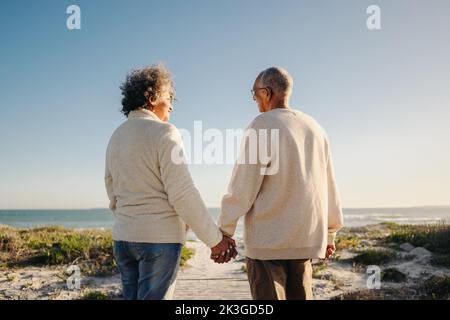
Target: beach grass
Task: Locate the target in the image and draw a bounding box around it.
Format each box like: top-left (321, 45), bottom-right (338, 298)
top-left (332, 222), bottom-right (450, 299)
top-left (384, 223), bottom-right (450, 267)
top-left (335, 235), bottom-right (360, 250)
top-left (80, 290), bottom-right (110, 300)
top-left (0, 225), bottom-right (195, 274)
top-left (381, 267), bottom-right (407, 283)
top-left (180, 246), bottom-right (195, 267)
top-left (419, 275), bottom-right (450, 300)
top-left (1, 222), bottom-right (449, 300)
top-left (332, 287), bottom-right (412, 300)
top-left (431, 254), bottom-right (450, 268)
top-left (385, 223), bottom-right (450, 254)
top-left (350, 249), bottom-right (396, 266)
top-left (336, 222), bottom-right (450, 265)
top-left (0, 225), bottom-right (114, 275)
top-left (333, 274), bottom-right (450, 300)
top-left (312, 261), bottom-right (328, 278)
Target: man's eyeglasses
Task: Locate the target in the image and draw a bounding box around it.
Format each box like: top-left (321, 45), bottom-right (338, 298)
top-left (251, 87), bottom-right (271, 100)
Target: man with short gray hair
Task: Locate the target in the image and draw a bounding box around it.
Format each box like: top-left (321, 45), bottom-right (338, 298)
top-left (217, 66), bottom-right (344, 300)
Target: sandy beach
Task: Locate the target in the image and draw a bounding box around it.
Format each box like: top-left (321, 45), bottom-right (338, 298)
top-left (0, 223), bottom-right (449, 300)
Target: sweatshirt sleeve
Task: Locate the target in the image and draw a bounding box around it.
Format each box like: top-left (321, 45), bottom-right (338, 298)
top-left (158, 125), bottom-right (223, 248)
top-left (325, 139), bottom-right (344, 245)
top-left (218, 121), bottom-right (266, 237)
top-left (104, 155), bottom-right (116, 213)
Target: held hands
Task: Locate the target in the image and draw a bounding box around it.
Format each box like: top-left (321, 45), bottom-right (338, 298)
top-left (210, 235), bottom-right (238, 264)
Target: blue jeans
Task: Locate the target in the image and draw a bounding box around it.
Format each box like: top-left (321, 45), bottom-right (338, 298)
top-left (113, 241), bottom-right (182, 300)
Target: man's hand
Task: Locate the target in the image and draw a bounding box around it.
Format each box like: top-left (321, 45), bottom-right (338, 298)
top-left (210, 235), bottom-right (238, 264)
top-left (325, 244), bottom-right (336, 259)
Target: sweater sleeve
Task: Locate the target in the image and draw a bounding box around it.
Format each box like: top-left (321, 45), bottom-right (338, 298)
top-left (104, 156), bottom-right (116, 213)
top-left (218, 122), bottom-right (266, 237)
top-left (158, 125), bottom-right (223, 248)
top-left (325, 139), bottom-right (344, 245)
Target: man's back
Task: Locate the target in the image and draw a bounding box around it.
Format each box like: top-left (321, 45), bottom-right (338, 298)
top-left (219, 108), bottom-right (343, 260)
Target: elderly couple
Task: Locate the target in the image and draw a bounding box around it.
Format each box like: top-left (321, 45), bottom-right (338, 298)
top-left (104, 65), bottom-right (343, 300)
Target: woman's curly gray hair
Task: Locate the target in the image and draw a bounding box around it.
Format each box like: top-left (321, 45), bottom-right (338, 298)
top-left (120, 64), bottom-right (174, 117)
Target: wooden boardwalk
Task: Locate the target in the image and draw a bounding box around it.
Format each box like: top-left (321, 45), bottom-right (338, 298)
top-left (173, 241), bottom-right (252, 300)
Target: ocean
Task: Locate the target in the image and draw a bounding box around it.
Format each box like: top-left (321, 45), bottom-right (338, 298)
top-left (0, 207), bottom-right (449, 240)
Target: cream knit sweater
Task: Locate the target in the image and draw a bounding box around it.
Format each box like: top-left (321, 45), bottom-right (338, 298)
top-left (105, 109), bottom-right (223, 248)
top-left (218, 108), bottom-right (344, 260)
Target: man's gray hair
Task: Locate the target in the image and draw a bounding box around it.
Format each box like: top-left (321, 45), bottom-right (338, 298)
top-left (257, 67), bottom-right (293, 97)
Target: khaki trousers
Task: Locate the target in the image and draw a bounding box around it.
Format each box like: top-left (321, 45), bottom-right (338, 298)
top-left (246, 258), bottom-right (313, 300)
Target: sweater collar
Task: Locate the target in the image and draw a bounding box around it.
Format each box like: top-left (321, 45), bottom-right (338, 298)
top-left (128, 108), bottom-right (160, 121)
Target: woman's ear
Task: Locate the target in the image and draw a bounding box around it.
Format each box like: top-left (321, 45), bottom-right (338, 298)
top-left (146, 98), bottom-right (155, 111)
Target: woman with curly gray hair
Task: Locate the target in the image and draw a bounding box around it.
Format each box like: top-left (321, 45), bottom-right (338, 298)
top-left (119, 64), bottom-right (175, 121)
top-left (105, 64), bottom-right (236, 300)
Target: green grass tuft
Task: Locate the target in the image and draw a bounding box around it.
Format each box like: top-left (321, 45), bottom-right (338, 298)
top-left (312, 262), bottom-right (328, 278)
top-left (0, 225), bottom-right (194, 275)
top-left (418, 275), bottom-right (450, 300)
top-left (431, 254), bottom-right (450, 268)
top-left (385, 223), bottom-right (450, 254)
top-left (335, 235), bottom-right (360, 250)
top-left (351, 249), bottom-right (396, 266)
top-left (180, 246), bottom-right (195, 267)
top-left (80, 291), bottom-right (109, 300)
top-left (381, 268), bottom-right (407, 283)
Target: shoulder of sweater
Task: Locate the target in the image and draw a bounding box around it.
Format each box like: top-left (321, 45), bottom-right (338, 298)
top-left (155, 122), bottom-right (183, 145)
top-left (127, 116), bottom-right (177, 135)
top-left (249, 108), bottom-right (321, 128)
top-left (155, 121), bottom-right (178, 134)
top-left (248, 111), bottom-right (277, 129)
top-left (123, 117), bottom-right (181, 146)
top-left (293, 110), bottom-right (329, 139)
top-left (250, 109), bottom-right (330, 141)
top-left (250, 108), bottom-right (307, 124)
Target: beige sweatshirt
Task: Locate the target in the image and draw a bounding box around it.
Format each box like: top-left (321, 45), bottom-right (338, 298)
top-left (218, 108), bottom-right (344, 260)
top-left (104, 109), bottom-right (223, 248)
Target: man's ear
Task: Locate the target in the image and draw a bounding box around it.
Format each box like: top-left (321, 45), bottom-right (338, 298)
top-left (265, 87), bottom-right (272, 100)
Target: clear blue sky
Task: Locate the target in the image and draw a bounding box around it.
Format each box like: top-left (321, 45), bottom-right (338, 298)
top-left (1, 0), bottom-right (449, 209)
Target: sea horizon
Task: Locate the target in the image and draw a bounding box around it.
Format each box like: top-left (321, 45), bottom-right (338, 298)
top-left (1, 206), bottom-right (449, 238)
